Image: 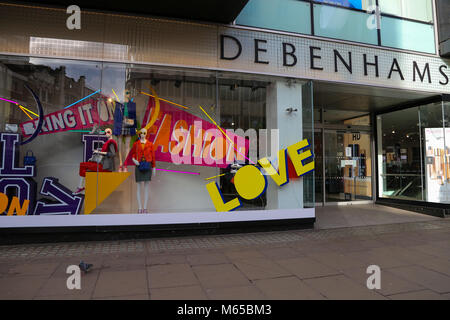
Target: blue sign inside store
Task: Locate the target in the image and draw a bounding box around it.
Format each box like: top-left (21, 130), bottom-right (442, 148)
top-left (315, 0), bottom-right (363, 10)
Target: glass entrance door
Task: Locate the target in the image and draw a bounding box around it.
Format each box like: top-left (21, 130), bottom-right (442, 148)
top-left (324, 131), bottom-right (373, 203)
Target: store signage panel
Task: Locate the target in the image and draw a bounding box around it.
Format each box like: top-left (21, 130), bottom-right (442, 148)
top-left (218, 27), bottom-right (450, 94)
top-left (3, 3), bottom-right (448, 94)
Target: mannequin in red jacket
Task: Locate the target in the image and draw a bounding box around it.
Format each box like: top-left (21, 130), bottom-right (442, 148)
top-left (74, 128), bottom-right (118, 195)
top-left (131, 128), bottom-right (156, 213)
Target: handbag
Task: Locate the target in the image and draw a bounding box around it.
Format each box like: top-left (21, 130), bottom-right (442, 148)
top-left (122, 117), bottom-right (135, 128)
top-left (89, 152), bottom-right (103, 164)
top-left (24, 150), bottom-right (36, 166)
top-left (138, 157), bottom-right (150, 171)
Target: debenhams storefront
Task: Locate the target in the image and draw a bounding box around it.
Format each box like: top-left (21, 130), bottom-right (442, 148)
top-left (0, 3), bottom-right (449, 237)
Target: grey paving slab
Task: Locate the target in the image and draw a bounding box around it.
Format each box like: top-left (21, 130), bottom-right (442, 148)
top-left (258, 247), bottom-right (305, 260)
top-left (36, 272), bottom-right (98, 298)
top-left (186, 253), bottom-right (230, 266)
top-left (224, 250), bottom-right (265, 261)
top-left (387, 290), bottom-right (448, 300)
top-left (7, 262), bottom-right (60, 277)
top-left (94, 294), bottom-right (149, 300)
top-left (342, 266), bottom-right (424, 296)
top-left (0, 213), bottom-right (448, 300)
top-left (146, 254), bottom-right (188, 266)
top-left (254, 276), bottom-right (325, 300)
top-left (205, 285), bottom-right (266, 300)
top-left (147, 264), bottom-right (198, 289)
top-left (275, 257), bottom-right (340, 279)
top-left (150, 286), bottom-right (208, 300)
top-left (0, 276), bottom-right (48, 299)
top-left (407, 244), bottom-right (450, 260)
top-left (413, 258), bottom-right (450, 277)
top-left (388, 266), bottom-right (450, 294)
top-left (233, 257), bottom-right (292, 280)
top-left (192, 264), bottom-right (251, 289)
top-left (303, 275), bottom-right (387, 300)
top-left (101, 255), bottom-right (146, 271)
top-left (359, 247), bottom-right (412, 269)
top-left (306, 252), bottom-right (368, 271)
top-left (93, 269), bottom-right (147, 298)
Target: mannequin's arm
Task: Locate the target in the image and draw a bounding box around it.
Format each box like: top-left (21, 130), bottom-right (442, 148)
top-left (132, 158), bottom-right (140, 166)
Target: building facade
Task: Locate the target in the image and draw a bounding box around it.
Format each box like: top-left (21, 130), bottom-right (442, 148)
top-left (0, 0), bottom-right (449, 234)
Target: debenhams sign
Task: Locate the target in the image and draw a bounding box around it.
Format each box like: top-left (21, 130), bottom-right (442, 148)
top-left (218, 28), bottom-right (450, 94)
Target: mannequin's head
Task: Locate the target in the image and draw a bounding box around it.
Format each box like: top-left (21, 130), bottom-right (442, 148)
top-left (124, 90), bottom-right (130, 102)
top-left (138, 128), bottom-right (147, 140)
top-left (104, 128), bottom-right (112, 138)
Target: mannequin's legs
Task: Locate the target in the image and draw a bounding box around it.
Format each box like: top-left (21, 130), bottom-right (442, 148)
top-left (78, 177), bottom-right (85, 189)
top-left (136, 181), bottom-right (142, 212)
top-left (123, 136), bottom-right (131, 172)
top-left (143, 181), bottom-right (150, 212)
top-left (115, 136), bottom-right (123, 170)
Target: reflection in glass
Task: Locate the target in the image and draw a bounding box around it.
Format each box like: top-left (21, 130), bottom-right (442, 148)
top-left (377, 102), bottom-right (450, 204)
top-left (325, 131), bottom-right (372, 202)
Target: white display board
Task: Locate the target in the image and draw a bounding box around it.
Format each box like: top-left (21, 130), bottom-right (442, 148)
top-left (424, 128), bottom-right (450, 203)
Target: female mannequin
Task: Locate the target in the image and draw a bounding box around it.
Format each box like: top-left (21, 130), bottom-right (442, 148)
top-left (74, 128), bottom-right (117, 194)
top-left (131, 128), bottom-right (156, 213)
top-left (113, 89), bottom-right (137, 172)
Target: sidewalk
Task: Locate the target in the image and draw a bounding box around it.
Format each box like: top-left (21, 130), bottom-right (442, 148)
top-left (0, 219), bottom-right (449, 300)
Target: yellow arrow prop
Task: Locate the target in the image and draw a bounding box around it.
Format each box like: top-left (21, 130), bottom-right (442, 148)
top-left (142, 85), bottom-right (161, 133)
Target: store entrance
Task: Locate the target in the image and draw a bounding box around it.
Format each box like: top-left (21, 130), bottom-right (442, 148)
top-left (313, 106), bottom-right (374, 206)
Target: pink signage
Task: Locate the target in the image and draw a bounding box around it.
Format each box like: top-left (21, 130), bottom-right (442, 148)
top-left (125, 97), bottom-right (248, 168)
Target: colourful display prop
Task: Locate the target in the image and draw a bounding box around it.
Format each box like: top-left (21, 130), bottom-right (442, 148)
top-left (234, 165), bottom-right (267, 200)
top-left (84, 172), bottom-right (131, 214)
top-left (123, 97), bottom-right (249, 168)
top-left (20, 98), bottom-right (115, 138)
top-left (207, 139), bottom-right (315, 212)
top-left (206, 182), bottom-right (242, 212)
top-left (258, 149), bottom-right (290, 186)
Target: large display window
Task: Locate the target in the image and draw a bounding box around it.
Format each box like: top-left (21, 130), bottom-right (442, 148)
top-left (377, 99), bottom-right (450, 204)
top-left (0, 56), bottom-right (314, 224)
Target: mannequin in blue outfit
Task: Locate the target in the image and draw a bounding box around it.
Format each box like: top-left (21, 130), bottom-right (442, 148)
top-left (113, 89), bottom-right (137, 172)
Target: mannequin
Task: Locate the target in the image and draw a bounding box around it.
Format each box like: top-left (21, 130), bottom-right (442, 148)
top-left (131, 128), bottom-right (156, 213)
top-left (74, 128), bottom-right (118, 194)
top-left (113, 89), bottom-right (137, 172)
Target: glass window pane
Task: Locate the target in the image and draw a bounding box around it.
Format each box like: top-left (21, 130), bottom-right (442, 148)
top-left (421, 102), bottom-right (447, 203)
top-left (236, 0), bottom-right (311, 35)
top-left (444, 102), bottom-right (450, 203)
top-left (381, 16), bottom-right (435, 54)
top-left (379, 0), bottom-right (433, 23)
top-left (377, 107), bottom-right (422, 201)
top-left (313, 4), bottom-right (378, 45)
top-left (315, 0), bottom-right (376, 10)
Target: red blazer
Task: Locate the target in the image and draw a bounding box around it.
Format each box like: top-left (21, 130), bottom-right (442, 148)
top-left (131, 140), bottom-right (156, 168)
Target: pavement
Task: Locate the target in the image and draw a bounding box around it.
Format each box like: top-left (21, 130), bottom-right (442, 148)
top-left (0, 215), bottom-right (450, 300)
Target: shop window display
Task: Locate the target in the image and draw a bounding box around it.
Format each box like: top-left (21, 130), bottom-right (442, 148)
top-left (0, 56), bottom-right (314, 218)
top-left (377, 101), bottom-right (450, 204)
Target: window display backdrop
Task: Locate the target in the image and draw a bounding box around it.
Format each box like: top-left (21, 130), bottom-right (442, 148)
top-left (0, 56), bottom-right (315, 223)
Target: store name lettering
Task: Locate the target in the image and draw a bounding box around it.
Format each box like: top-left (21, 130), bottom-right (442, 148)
top-left (220, 35), bottom-right (449, 86)
top-left (206, 139), bottom-right (314, 212)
